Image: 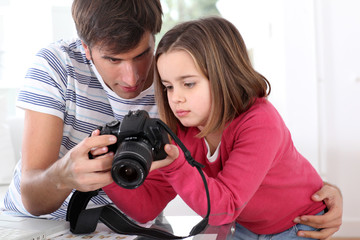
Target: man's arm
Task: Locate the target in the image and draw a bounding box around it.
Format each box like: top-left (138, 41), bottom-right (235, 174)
top-left (20, 110), bottom-right (116, 216)
top-left (294, 182), bottom-right (342, 240)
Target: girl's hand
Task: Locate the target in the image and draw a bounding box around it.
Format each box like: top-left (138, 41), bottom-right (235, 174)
top-left (150, 144), bottom-right (179, 171)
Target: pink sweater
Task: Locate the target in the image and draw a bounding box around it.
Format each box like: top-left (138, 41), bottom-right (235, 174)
top-left (103, 98), bottom-right (325, 234)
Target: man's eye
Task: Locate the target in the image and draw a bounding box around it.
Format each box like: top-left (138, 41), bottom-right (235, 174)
top-left (134, 50), bottom-right (150, 61)
top-left (136, 52), bottom-right (147, 60)
top-left (109, 58), bottom-right (119, 63)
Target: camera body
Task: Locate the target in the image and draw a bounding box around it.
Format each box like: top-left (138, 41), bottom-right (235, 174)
top-left (95, 110), bottom-right (169, 189)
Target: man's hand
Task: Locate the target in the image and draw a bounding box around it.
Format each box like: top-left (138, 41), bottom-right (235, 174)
top-left (20, 111), bottom-right (117, 215)
top-left (55, 133), bottom-right (117, 192)
top-left (294, 182), bottom-right (342, 240)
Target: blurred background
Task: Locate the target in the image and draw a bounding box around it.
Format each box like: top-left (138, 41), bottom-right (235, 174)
top-left (0, 0), bottom-right (359, 237)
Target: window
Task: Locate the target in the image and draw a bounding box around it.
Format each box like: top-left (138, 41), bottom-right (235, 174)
top-left (0, 0), bottom-right (219, 117)
top-left (0, 0), bottom-right (320, 170)
top-left (0, 0), bottom-right (75, 116)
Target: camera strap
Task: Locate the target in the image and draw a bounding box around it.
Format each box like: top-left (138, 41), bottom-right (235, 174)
top-left (66, 189), bottom-right (208, 239)
top-left (66, 120), bottom-right (211, 239)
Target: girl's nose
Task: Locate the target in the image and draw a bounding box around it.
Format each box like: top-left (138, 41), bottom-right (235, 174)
top-left (169, 88), bottom-right (185, 103)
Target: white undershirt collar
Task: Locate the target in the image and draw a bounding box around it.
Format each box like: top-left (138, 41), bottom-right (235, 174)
top-left (204, 139), bottom-right (221, 163)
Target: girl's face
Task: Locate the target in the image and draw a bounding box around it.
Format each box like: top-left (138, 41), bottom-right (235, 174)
top-left (157, 50), bottom-right (211, 130)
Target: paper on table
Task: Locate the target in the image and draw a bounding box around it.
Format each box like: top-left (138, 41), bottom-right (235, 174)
top-left (48, 221), bottom-right (153, 240)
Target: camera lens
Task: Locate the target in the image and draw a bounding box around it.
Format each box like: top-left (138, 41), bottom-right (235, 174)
top-left (111, 160), bottom-right (145, 189)
top-left (111, 140), bottom-right (154, 189)
top-left (119, 166), bottom-right (138, 182)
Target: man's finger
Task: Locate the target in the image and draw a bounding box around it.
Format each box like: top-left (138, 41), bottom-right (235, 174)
top-left (312, 182), bottom-right (342, 202)
top-left (294, 207), bottom-right (342, 229)
top-left (79, 135), bottom-right (117, 155)
top-left (297, 227), bottom-right (338, 240)
top-left (294, 215), bottom-right (328, 228)
top-left (90, 146), bottom-right (109, 157)
top-left (91, 129), bottom-right (101, 137)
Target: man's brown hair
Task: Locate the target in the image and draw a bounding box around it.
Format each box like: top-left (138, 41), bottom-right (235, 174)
top-left (72, 0), bottom-right (162, 53)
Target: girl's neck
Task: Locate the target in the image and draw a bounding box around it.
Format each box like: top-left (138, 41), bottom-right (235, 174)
top-left (204, 130), bottom-right (223, 155)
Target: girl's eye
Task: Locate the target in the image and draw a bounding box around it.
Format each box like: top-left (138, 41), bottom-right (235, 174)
top-left (163, 85), bottom-right (173, 91)
top-left (184, 82), bottom-right (195, 88)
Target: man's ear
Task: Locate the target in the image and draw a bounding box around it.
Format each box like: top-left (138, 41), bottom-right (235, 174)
top-left (81, 41), bottom-right (92, 60)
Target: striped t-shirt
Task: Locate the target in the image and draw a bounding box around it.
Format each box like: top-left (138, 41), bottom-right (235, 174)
top-left (1, 38), bottom-right (158, 219)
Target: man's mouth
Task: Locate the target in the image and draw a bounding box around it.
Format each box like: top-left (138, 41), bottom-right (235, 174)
top-left (122, 85), bottom-right (139, 92)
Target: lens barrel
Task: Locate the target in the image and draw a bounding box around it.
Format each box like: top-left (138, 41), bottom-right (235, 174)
top-left (111, 140), bottom-right (153, 189)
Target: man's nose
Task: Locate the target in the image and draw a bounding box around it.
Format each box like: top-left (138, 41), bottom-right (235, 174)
top-left (120, 61), bottom-right (139, 87)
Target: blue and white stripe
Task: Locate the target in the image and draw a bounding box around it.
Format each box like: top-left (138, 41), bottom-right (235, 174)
top-left (1, 38), bottom-right (158, 219)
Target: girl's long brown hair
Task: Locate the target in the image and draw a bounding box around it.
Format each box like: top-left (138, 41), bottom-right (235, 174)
top-left (155, 16), bottom-right (270, 137)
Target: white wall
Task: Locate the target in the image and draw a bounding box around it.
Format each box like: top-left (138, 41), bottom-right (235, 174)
top-left (0, 0), bottom-right (359, 237)
top-left (316, 0), bottom-right (360, 236)
top-left (0, 0), bottom-right (76, 183)
top-left (217, 0), bottom-right (321, 169)
top-left (0, 97), bottom-right (16, 183)
top-left (217, 0), bottom-right (360, 237)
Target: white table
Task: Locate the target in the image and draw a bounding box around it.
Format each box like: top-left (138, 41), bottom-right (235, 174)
top-left (49, 215), bottom-right (235, 240)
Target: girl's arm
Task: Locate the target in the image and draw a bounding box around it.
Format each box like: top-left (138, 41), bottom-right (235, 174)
top-left (156, 103), bottom-right (326, 229)
top-left (102, 143), bottom-right (179, 223)
top-left (102, 169), bottom-right (177, 223)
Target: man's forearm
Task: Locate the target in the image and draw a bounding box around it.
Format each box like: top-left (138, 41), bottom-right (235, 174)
top-left (21, 164), bottom-right (71, 216)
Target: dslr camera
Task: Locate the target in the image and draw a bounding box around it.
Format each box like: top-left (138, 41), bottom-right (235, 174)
top-left (93, 110), bottom-right (169, 189)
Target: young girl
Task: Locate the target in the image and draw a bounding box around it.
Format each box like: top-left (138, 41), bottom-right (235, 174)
top-left (102, 17), bottom-right (328, 239)
top-left (153, 16), bottom-right (326, 239)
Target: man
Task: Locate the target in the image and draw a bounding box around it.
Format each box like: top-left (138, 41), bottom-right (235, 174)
top-left (1, 1), bottom-right (341, 239)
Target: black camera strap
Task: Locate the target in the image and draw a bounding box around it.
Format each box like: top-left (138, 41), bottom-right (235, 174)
top-left (66, 120), bottom-right (211, 239)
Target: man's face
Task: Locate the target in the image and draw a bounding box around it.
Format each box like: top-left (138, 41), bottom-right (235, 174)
top-left (83, 32), bottom-right (155, 99)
